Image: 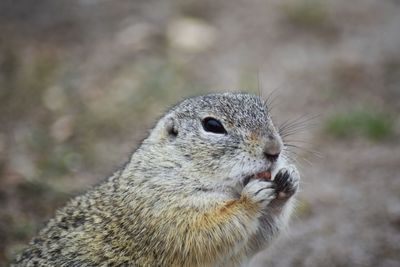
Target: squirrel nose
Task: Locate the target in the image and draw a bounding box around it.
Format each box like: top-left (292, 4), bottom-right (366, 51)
top-left (264, 151), bottom-right (280, 162)
top-left (263, 138), bottom-right (282, 162)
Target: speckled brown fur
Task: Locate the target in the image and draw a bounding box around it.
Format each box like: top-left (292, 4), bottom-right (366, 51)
top-left (13, 93), bottom-right (300, 267)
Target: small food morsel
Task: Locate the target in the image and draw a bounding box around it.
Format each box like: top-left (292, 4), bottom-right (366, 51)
top-left (256, 171), bottom-right (272, 180)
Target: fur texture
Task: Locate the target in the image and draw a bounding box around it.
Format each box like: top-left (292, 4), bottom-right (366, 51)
top-left (13, 93), bottom-right (300, 267)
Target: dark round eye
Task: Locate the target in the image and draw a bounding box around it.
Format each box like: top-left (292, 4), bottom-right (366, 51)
top-left (202, 117), bottom-right (227, 134)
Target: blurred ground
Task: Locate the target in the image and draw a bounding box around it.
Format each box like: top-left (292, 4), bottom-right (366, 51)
top-left (0, 0), bottom-right (400, 266)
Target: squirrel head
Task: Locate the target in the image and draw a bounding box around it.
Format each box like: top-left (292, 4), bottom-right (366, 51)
top-left (141, 93), bottom-right (284, 185)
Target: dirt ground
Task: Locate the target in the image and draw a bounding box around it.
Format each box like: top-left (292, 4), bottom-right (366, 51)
top-left (0, 0), bottom-right (399, 266)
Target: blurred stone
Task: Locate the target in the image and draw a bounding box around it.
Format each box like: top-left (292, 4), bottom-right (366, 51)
top-left (167, 17), bottom-right (217, 52)
top-left (50, 115), bottom-right (74, 143)
top-left (116, 22), bottom-right (156, 51)
top-left (42, 85), bottom-right (67, 111)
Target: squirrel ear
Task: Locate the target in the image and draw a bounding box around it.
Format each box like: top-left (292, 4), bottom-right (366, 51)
top-left (165, 117), bottom-right (178, 137)
top-left (147, 116), bottom-right (178, 143)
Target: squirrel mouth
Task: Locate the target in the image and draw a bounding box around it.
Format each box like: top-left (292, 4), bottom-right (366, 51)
top-left (255, 171), bottom-right (272, 180)
top-left (242, 170), bottom-right (272, 186)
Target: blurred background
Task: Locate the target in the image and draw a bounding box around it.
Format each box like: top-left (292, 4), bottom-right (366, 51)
top-left (0, 0), bottom-right (399, 266)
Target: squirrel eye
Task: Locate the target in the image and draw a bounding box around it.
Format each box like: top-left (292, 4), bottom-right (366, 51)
top-left (202, 117), bottom-right (227, 134)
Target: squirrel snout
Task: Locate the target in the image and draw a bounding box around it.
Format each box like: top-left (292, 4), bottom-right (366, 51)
top-left (263, 138), bottom-right (282, 162)
top-left (264, 151), bottom-right (280, 162)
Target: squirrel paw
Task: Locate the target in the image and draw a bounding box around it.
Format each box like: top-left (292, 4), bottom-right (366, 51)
top-left (274, 165), bottom-right (300, 199)
top-left (242, 180), bottom-right (275, 207)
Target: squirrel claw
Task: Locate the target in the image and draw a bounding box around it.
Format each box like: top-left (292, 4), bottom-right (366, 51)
top-left (273, 166), bottom-right (300, 199)
top-left (242, 180), bottom-right (275, 208)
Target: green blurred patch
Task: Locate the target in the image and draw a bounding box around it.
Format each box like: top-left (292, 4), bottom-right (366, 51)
top-left (325, 110), bottom-right (395, 141)
top-left (16, 181), bottom-right (71, 215)
top-left (0, 45), bottom-right (60, 121)
top-left (282, 0), bottom-right (335, 33)
top-left (294, 198), bottom-right (313, 219)
top-left (11, 219), bottom-right (36, 241)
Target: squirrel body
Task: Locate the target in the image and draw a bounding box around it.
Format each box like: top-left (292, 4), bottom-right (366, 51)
top-left (14, 93), bottom-right (300, 267)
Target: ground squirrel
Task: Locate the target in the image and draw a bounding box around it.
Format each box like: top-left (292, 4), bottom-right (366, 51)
top-left (13, 92), bottom-right (300, 267)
